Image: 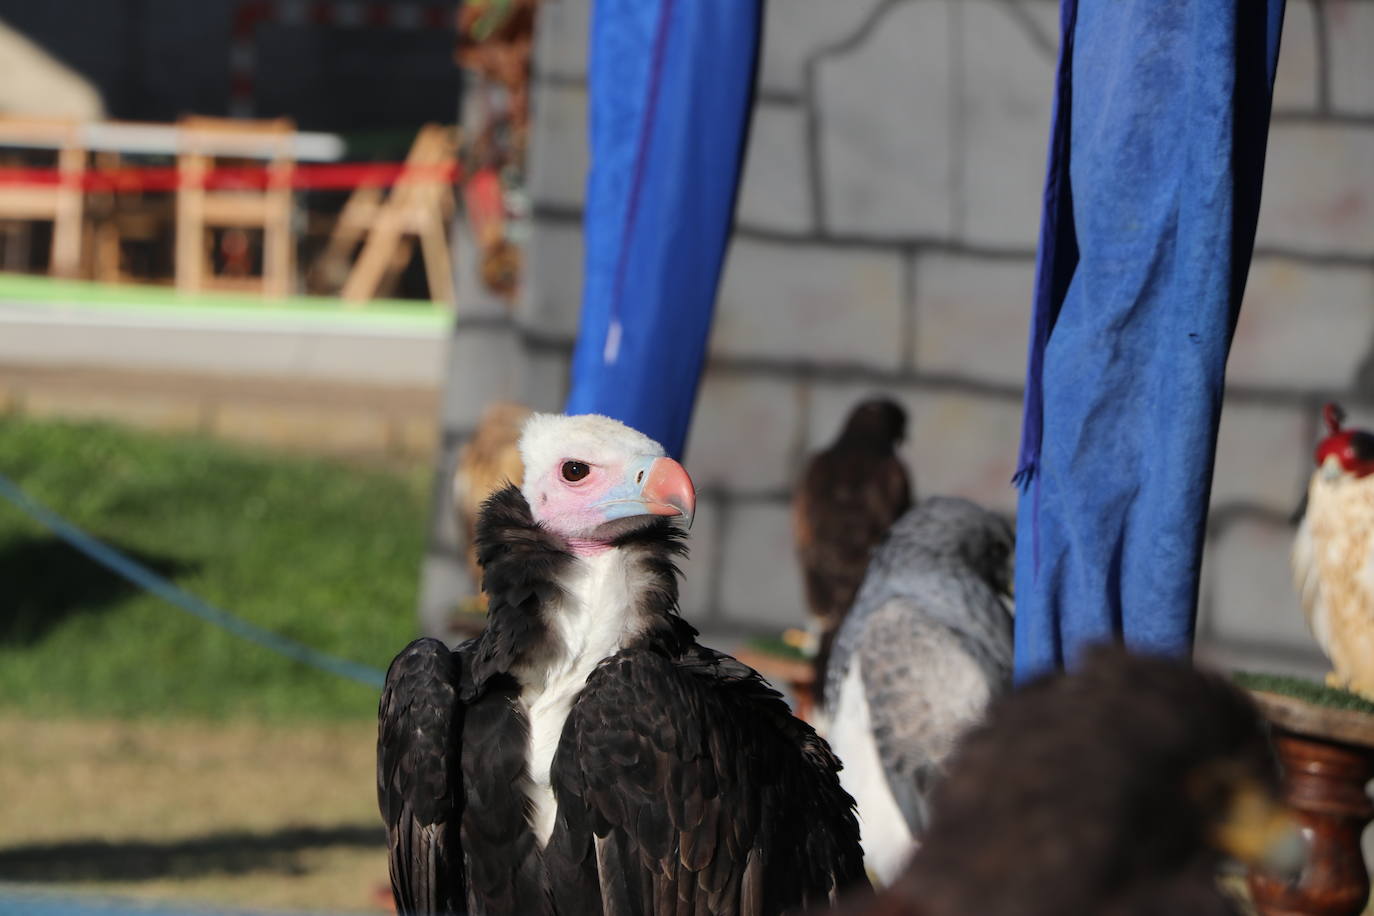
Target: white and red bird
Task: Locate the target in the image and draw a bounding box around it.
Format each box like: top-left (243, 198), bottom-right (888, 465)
top-left (1292, 402), bottom-right (1374, 701)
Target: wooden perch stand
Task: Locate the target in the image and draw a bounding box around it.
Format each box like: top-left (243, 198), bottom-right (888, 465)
top-left (1248, 690), bottom-right (1374, 916)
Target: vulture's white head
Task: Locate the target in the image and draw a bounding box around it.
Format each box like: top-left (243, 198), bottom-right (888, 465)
top-left (518, 413), bottom-right (696, 547)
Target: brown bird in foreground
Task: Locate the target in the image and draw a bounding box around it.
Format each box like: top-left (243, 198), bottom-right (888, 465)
top-left (1292, 402), bottom-right (1374, 702)
top-left (453, 401), bottom-right (531, 602)
top-left (826, 647), bottom-right (1304, 916)
top-left (793, 398), bottom-right (912, 687)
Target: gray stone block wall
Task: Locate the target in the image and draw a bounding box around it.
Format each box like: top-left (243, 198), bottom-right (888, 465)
top-left (434, 0), bottom-right (1374, 677)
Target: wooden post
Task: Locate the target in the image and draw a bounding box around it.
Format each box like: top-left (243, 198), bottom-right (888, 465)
top-left (50, 142), bottom-right (85, 277)
top-left (0, 117), bottom-right (87, 278)
top-left (338, 124), bottom-right (458, 307)
top-left (175, 151), bottom-right (208, 294)
top-left (1247, 691), bottom-right (1374, 916)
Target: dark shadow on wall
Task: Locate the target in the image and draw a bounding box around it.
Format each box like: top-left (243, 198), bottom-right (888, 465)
top-left (0, 0), bottom-right (460, 130)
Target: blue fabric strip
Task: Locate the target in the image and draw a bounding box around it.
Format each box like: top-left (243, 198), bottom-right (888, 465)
top-left (566, 0), bottom-right (762, 458)
top-left (1013, 0), bottom-right (1287, 682)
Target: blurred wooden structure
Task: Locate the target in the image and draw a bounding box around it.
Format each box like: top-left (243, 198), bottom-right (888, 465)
top-left (456, 0), bottom-right (536, 165)
top-left (0, 118), bottom-right (85, 278)
top-left (175, 116), bottom-right (296, 297)
top-left (1247, 690), bottom-right (1374, 916)
top-left (329, 124), bottom-right (458, 307)
top-left (86, 150), bottom-right (173, 284)
top-left (0, 116), bottom-right (468, 306)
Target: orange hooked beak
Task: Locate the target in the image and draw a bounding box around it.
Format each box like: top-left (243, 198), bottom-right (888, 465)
top-left (592, 455), bottom-right (696, 529)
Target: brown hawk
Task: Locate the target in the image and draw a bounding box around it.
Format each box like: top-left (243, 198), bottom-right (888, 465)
top-left (793, 398), bottom-right (912, 688)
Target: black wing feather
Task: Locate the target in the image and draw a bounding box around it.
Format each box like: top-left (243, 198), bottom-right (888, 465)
top-left (548, 647), bottom-right (870, 916)
top-left (377, 637), bottom-right (466, 915)
top-left (458, 674), bottom-right (557, 916)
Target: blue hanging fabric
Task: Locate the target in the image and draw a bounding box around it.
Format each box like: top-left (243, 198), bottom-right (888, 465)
top-left (1013, 0), bottom-right (1287, 682)
top-left (565, 0), bottom-right (762, 459)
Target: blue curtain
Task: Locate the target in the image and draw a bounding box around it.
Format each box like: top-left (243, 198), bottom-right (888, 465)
top-left (1012, 0), bottom-right (1287, 681)
top-left (565, 0), bottom-right (762, 459)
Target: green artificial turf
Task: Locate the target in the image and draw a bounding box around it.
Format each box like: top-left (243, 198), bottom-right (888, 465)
top-left (0, 415), bottom-right (431, 720)
top-left (0, 272), bottom-right (450, 331)
top-left (1232, 670), bottom-right (1374, 715)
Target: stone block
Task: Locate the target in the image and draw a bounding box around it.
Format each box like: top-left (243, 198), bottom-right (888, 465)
top-left (815, 1), bottom-right (954, 238)
top-left (1327, 0), bottom-right (1374, 115)
top-left (1193, 633), bottom-right (1327, 682)
top-left (526, 82), bottom-right (589, 209)
top-left (439, 321), bottom-right (529, 431)
top-left (211, 403), bottom-right (391, 455)
top-left (684, 373), bottom-right (803, 494)
top-left (737, 101), bottom-right (813, 235)
top-left (710, 238), bottom-right (905, 368)
top-left (532, 0), bottom-right (591, 81)
top-left (518, 219), bottom-right (584, 340)
top-left (758, 0), bottom-right (889, 95)
top-left (1272, 0), bottom-right (1320, 111)
top-left (913, 253), bottom-right (1035, 384)
top-left (958, 0), bottom-right (1057, 248)
top-left (1228, 259), bottom-right (1374, 389)
top-left (417, 550), bottom-right (476, 641)
top-left (806, 382), bottom-right (1022, 514)
top-left (718, 500), bottom-right (808, 631)
top-left (520, 348), bottom-right (572, 413)
top-left (1254, 124), bottom-right (1374, 256)
top-left (1210, 402), bottom-right (1310, 511)
top-left (292, 332), bottom-right (447, 388)
top-left (22, 388), bottom-right (203, 433)
top-left (905, 391), bottom-right (1023, 515)
top-left (451, 214), bottom-right (511, 321)
top-left (1200, 517), bottom-right (1318, 652)
top-left (1323, 402), bottom-right (1374, 436)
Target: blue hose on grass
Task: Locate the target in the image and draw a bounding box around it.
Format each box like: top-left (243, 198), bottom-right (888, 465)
top-left (0, 471), bottom-right (385, 690)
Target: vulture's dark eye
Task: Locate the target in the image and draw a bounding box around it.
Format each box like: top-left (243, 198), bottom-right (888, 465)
top-left (562, 461), bottom-right (591, 482)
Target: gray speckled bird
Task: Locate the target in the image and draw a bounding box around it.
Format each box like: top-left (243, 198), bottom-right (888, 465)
top-left (821, 496), bottom-right (1014, 886)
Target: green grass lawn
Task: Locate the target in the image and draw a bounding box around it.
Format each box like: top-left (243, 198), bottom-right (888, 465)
top-left (0, 415), bottom-right (431, 721)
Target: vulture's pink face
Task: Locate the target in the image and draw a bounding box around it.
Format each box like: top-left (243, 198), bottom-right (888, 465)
top-left (518, 413), bottom-right (695, 548)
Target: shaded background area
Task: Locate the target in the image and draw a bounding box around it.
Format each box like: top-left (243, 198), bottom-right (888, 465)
top-left (0, 0), bottom-right (459, 130)
top-left (423, 0), bottom-right (1374, 682)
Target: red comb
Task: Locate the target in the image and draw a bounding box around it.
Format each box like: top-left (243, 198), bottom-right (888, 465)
top-left (1323, 402), bottom-right (1346, 435)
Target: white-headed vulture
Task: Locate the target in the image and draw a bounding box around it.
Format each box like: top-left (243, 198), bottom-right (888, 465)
top-left (378, 413), bottom-right (869, 915)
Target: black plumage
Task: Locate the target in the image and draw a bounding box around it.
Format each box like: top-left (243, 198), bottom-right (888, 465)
top-left (824, 648), bottom-right (1298, 916)
top-left (378, 484), bottom-right (868, 916)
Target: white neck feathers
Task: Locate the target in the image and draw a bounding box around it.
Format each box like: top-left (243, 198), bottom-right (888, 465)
top-left (519, 547), bottom-right (647, 845)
